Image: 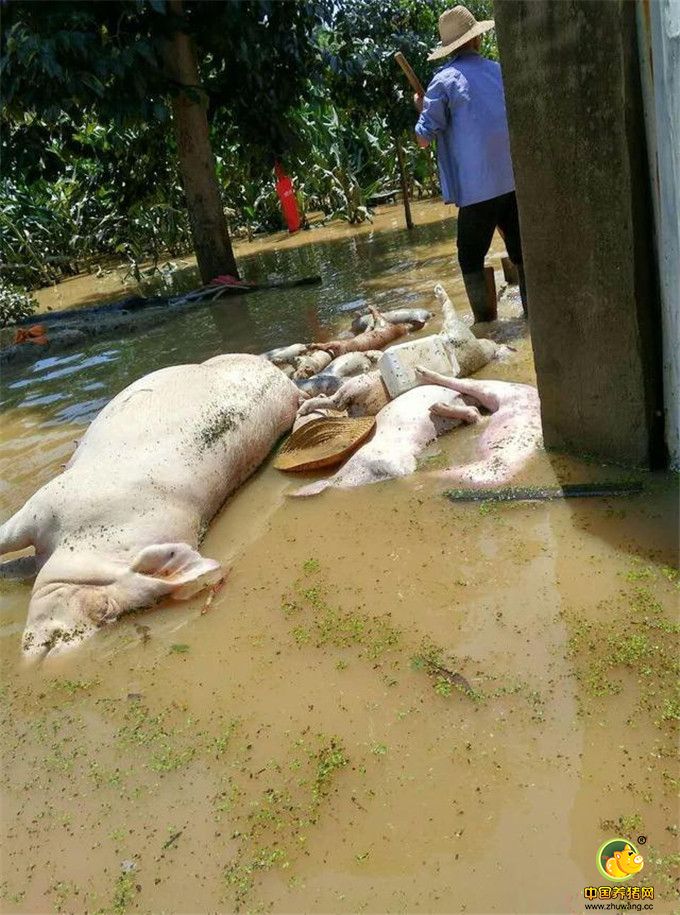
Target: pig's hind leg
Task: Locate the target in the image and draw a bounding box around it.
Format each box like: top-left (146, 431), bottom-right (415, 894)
top-left (430, 401), bottom-right (481, 424)
top-left (296, 374), bottom-right (374, 418)
top-left (297, 393), bottom-right (338, 418)
top-left (415, 367), bottom-right (501, 413)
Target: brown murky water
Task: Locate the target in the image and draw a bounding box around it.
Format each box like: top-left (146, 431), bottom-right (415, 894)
top-left (1, 201), bottom-right (678, 914)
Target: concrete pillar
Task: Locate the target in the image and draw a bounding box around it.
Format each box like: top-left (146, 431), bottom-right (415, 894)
top-left (494, 0), bottom-right (665, 467)
top-left (637, 0), bottom-right (680, 469)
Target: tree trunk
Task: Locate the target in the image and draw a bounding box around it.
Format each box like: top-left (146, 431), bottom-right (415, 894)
top-left (164, 0), bottom-right (238, 282)
top-left (394, 134), bottom-right (414, 230)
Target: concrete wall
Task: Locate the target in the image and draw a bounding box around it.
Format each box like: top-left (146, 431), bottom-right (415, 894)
top-left (494, 0), bottom-right (665, 467)
top-left (638, 0), bottom-right (680, 469)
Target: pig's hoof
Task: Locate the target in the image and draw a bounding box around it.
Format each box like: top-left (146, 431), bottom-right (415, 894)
top-left (430, 402), bottom-right (481, 423)
top-left (429, 401), bottom-right (451, 417)
top-left (415, 365), bottom-right (439, 384)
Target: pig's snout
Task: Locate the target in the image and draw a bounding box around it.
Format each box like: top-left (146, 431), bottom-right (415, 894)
top-left (22, 620), bottom-right (95, 660)
top-left (22, 583), bottom-right (117, 659)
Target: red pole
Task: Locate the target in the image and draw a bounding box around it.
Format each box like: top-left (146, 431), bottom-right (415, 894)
top-left (274, 162), bottom-right (302, 233)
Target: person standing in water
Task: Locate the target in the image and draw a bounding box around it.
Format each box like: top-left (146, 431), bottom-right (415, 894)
top-left (414, 5), bottom-right (527, 321)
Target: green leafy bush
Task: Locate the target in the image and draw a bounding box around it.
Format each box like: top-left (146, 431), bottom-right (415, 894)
top-left (0, 281), bottom-right (37, 327)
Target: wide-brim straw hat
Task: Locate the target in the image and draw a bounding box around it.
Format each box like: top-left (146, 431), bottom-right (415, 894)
top-left (428, 5), bottom-right (494, 61)
top-left (274, 416), bottom-right (376, 472)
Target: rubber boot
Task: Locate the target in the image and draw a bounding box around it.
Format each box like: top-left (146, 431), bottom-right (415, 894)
top-left (517, 263), bottom-right (528, 317)
top-left (463, 271), bottom-right (497, 323)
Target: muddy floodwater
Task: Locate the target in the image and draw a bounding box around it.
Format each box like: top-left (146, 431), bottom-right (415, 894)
top-left (1, 200), bottom-right (678, 914)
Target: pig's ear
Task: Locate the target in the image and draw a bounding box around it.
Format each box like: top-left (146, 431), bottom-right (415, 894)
top-left (129, 543), bottom-right (223, 598)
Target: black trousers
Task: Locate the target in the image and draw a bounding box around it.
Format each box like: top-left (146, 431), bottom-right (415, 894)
top-left (456, 190), bottom-right (523, 274)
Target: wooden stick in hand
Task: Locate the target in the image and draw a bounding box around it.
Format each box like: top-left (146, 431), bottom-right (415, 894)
top-left (394, 51), bottom-right (425, 97)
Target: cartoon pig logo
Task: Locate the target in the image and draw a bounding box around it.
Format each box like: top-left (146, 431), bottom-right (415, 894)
top-left (597, 839), bottom-right (644, 881)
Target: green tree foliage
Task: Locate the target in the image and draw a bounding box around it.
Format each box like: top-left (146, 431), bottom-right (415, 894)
top-left (1, 1), bottom-right (170, 122)
top-left (325, 0), bottom-right (496, 130)
top-left (1, 0), bottom-right (330, 282)
top-left (325, 0), bottom-right (440, 134)
top-left (1, 0), bottom-right (498, 289)
top-left (197, 1), bottom-right (328, 169)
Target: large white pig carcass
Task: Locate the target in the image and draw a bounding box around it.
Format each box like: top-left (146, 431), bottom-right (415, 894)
top-left (0, 354), bottom-right (299, 657)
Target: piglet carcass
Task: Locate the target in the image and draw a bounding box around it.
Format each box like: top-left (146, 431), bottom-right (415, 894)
top-left (310, 307), bottom-right (409, 359)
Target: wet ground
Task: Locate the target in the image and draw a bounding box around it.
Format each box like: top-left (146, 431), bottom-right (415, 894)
top-left (1, 200), bottom-right (678, 914)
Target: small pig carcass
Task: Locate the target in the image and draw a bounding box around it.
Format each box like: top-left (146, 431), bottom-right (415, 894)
top-left (351, 307), bottom-right (432, 334)
top-left (292, 384), bottom-right (480, 496)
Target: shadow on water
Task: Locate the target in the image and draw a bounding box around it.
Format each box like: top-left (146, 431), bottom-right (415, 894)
top-left (561, 468), bottom-right (679, 565)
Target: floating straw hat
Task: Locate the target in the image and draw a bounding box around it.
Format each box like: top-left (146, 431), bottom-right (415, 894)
top-left (427, 5), bottom-right (494, 61)
top-left (274, 416), bottom-right (376, 473)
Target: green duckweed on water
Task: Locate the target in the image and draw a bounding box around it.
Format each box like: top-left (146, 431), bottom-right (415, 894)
top-left (282, 560), bottom-right (546, 718)
top-left (564, 566), bottom-right (680, 726)
top-left (223, 732), bottom-right (350, 911)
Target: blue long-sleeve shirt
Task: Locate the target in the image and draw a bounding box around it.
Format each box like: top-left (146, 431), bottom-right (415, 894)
top-left (415, 52), bottom-right (515, 207)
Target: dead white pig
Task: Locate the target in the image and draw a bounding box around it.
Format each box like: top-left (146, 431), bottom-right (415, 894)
top-left (324, 350), bottom-right (382, 378)
top-left (311, 307), bottom-right (409, 358)
top-left (296, 370), bottom-right (390, 419)
top-left (264, 343), bottom-right (308, 365)
top-left (435, 283), bottom-right (498, 376)
top-left (352, 308), bottom-right (432, 334)
top-left (415, 367), bottom-right (542, 486)
top-left (295, 374), bottom-right (345, 397)
top-left (1, 354), bottom-right (299, 657)
top-left (292, 350), bottom-right (332, 380)
top-left (292, 385), bottom-right (480, 496)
